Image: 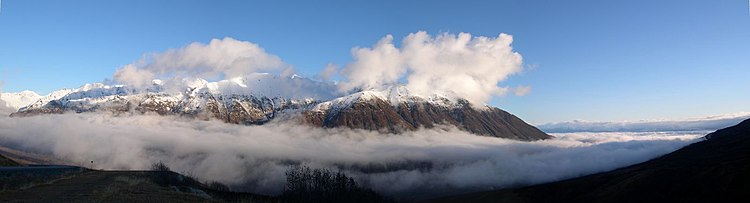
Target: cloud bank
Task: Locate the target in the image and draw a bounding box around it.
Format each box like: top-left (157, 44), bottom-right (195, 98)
top-left (0, 33), bottom-right (710, 200)
top-left (0, 113), bottom-right (702, 200)
top-left (539, 112), bottom-right (750, 133)
top-left (113, 37), bottom-right (289, 87)
top-left (341, 32), bottom-right (525, 104)
top-left (109, 32), bottom-right (528, 105)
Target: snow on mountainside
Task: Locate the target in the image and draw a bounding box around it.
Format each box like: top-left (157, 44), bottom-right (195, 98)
top-left (1, 91), bottom-right (41, 110)
top-left (14, 74), bottom-right (341, 123)
top-left (21, 73), bottom-right (340, 111)
top-left (9, 75), bottom-right (551, 140)
top-left (16, 76), bottom-right (471, 119)
top-left (311, 85), bottom-right (467, 114)
top-left (304, 85), bottom-right (551, 140)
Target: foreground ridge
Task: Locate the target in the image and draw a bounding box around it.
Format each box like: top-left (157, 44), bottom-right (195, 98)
top-left (427, 118), bottom-right (750, 202)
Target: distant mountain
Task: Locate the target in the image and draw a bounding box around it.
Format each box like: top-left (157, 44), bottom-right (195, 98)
top-left (428, 118), bottom-right (750, 203)
top-left (12, 74), bottom-right (338, 124)
top-left (538, 112), bottom-right (750, 133)
top-left (6, 75), bottom-right (550, 141)
top-left (1, 91), bottom-right (41, 110)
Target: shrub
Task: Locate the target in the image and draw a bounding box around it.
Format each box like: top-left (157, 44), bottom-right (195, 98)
top-left (206, 181), bottom-right (230, 192)
top-left (150, 161), bottom-right (171, 171)
top-left (281, 165), bottom-right (392, 203)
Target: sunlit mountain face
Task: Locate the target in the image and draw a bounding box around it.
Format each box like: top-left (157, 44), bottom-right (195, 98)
top-left (1, 1), bottom-right (748, 202)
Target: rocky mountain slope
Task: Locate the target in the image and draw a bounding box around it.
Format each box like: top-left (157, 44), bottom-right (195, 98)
top-left (304, 87), bottom-right (550, 140)
top-left (428, 118), bottom-right (750, 202)
top-left (12, 74), bottom-right (335, 125)
top-left (5, 75), bottom-right (550, 140)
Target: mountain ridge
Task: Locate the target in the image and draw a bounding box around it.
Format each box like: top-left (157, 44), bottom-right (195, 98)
top-left (427, 118), bottom-right (750, 202)
top-left (4, 76), bottom-right (550, 140)
top-left (1, 90), bottom-right (41, 110)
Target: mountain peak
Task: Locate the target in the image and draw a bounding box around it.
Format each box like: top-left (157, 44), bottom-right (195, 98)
top-left (1, 91), bottom-right (42, 110)
top-left (312, 85), bottom-right (476, 113)
top-left (7, 76), bottom-right (548, 140)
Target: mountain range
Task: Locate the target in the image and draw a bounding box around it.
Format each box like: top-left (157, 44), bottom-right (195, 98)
top-left (538, 112), bottom-right (750, 133)
top-left (1, 74), bottom-right (550, 141)
top-left (1, 90), bottom-right (41, 111)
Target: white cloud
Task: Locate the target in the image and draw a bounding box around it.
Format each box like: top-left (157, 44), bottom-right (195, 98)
top-left (340, 35), bottom-right (405, 91)
top-left (113, 37), bottom-right (288, 87)
top-left (111, 33), bottom-right (525, 104)
top-left (513, 85), bottom-right (532, 96)
top-left (112, 64), bottom-right (155, 88)
top-left (317, 63), bottom-right (339, 81)
top-left (340, 31), bottom-right (524, 104)
top-left (0, 113), bottom-right (703, 200)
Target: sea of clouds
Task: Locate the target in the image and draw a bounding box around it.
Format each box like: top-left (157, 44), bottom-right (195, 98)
top-left (0, 32), bottom-right (720, 200)
top-left (0, 113), bottom-right (704, 199)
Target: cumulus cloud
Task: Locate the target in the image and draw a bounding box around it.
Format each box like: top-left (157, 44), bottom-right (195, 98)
top-left (340, 31), bottom-right (524, 104)
top-left (340, 35), bottom-right (405, 91)
top-left (0, 114), bottom-right (703, 200)
top-left (110, 33), bottom-right (527, 104)
top-left (112, 64), bottom-right (155, 88)
top-left (113, 37), bottom-right (289, 87)
top-left (317, 63), bottom-right (339, 81)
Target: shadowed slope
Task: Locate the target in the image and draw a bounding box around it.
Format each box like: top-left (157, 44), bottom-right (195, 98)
top-left (305, 98), bottom-right (551, 141)
top-left (0, 154), bottom-right (20, 166)
top-left (0, 168), bottom-right (278, 203)
top-left (427, 119), bottom-right (750, 203)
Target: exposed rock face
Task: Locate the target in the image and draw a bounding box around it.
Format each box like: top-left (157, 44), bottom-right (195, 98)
top-left (11, 92), bottom-right (316, 125)
top-left (305, 98), bottom-right (415, 134)
top-left (9, 79), bottom-right (550, 141)
top-left (304, 97), bottom-right (551, 141)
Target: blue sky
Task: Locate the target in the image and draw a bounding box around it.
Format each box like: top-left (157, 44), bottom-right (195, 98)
top-left (0, 0), bottom-right (748, 123)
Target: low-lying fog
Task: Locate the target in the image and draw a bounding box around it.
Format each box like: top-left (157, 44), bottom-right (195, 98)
top-left (0, 113), bottom-right (704, 199)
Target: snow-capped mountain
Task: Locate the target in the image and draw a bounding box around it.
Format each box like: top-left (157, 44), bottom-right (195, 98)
top-left (9, 75), bottom-right (551, 140)
top-left (1, 91), bottom-right (41, 110)
top-left (538, 112), bottom-right (750, 133)
top-left (15, 73), bottom-right (338, 124)
top-left (304, 86), bottom-right (550, 140)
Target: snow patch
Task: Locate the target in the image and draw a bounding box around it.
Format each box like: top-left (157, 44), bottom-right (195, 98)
top-left (1, 90), bottom-right (41, 110)
top-left (311, 85), bottom-right (472, 113)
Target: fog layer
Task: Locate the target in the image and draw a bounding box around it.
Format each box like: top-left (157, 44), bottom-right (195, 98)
top-left (0, 113), bottom-right (703, 199)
